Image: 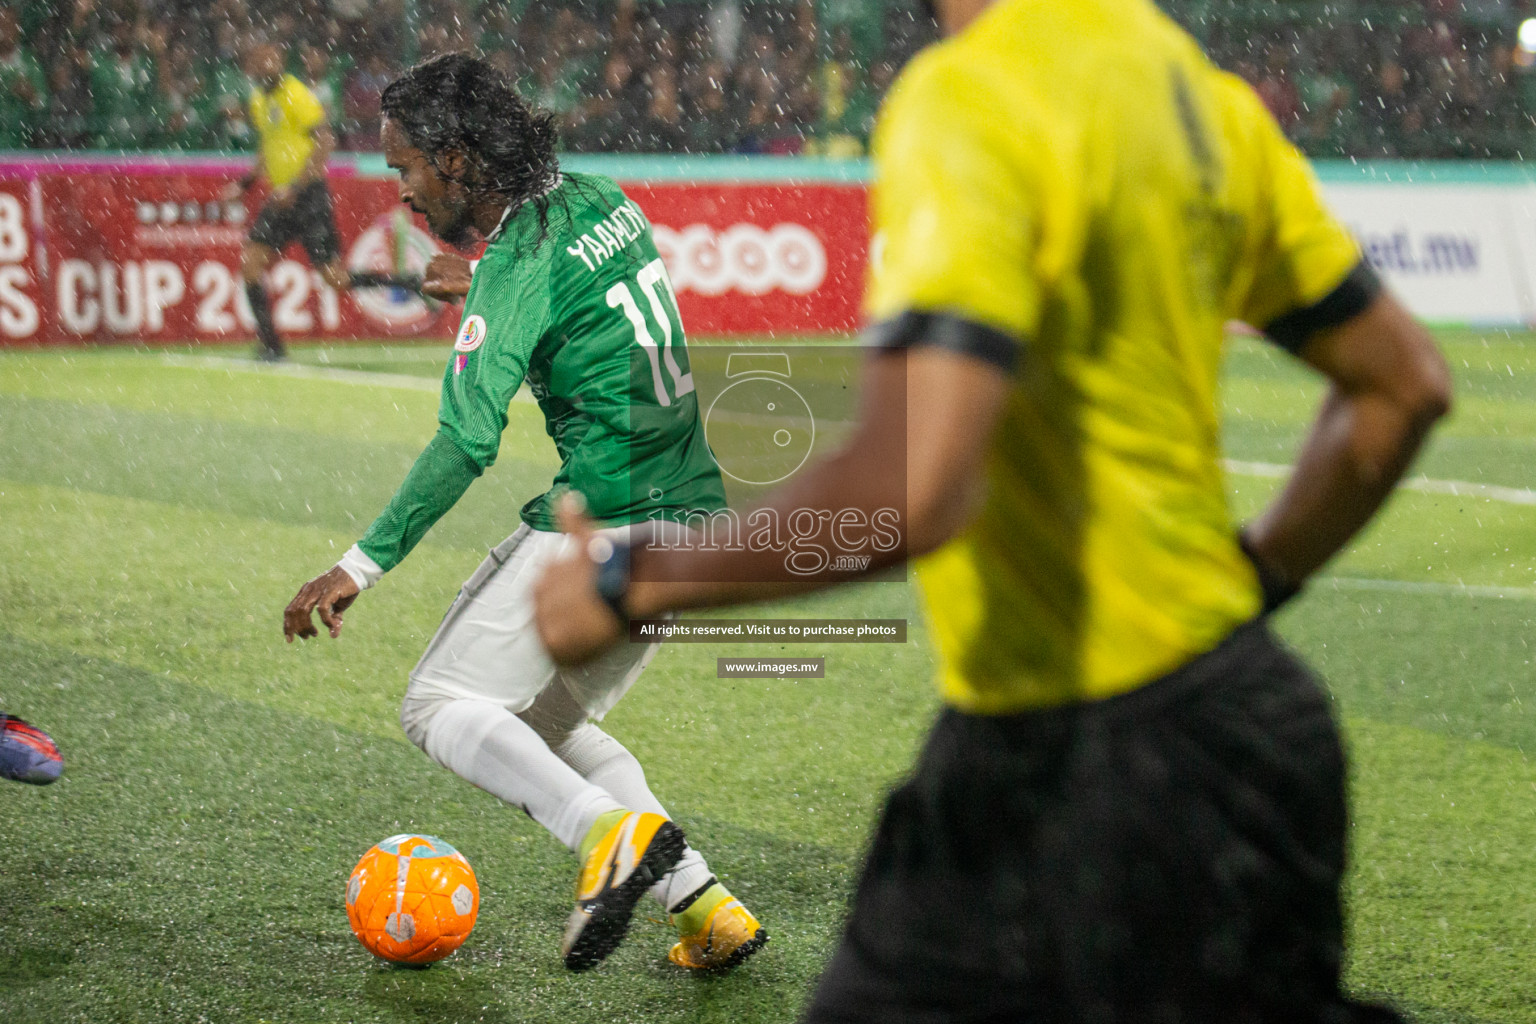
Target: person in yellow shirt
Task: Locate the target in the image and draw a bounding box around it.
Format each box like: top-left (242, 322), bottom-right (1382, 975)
top-left (533, 0), bottom-right (1450, 1018)
top-left (232, 45), bottom-right (417, 361)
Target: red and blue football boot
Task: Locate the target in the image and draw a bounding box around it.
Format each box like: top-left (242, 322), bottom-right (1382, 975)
top-left (0, 714), bottom-right (63, 785)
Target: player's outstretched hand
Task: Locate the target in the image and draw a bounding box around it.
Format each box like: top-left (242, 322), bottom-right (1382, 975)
top-left (535, 496), bottom-right (625, 665)
top-left (284, 566), bottom-right (361, 643)
top-left (422, 253), bottom-right (474, 301)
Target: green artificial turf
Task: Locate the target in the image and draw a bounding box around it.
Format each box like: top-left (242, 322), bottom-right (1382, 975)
top-left (3, 330), bottom-right (1536, 1022)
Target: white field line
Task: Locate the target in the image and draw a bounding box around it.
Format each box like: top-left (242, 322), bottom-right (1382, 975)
top-left (154, 353), bottom-right (865, 421)
top-left (151, 360), bottom-right (1536, 504)
top-left (1224, 459), bottom-right (1536, 507)
top-left (154, 354), bottom-right (866, 432)
top-left (157, 352), bottom-right (469, 396)
top-left (1234, 462), bottom-right (1536, 598)
top-left (316, 347), bottom-right (459, 362)
top-left (154, 360), bottom-right (1536, 502)
top-left (149, 356), bottom-right (1536, 600)
top-left (1319, 577), bottom-right (1536, 601)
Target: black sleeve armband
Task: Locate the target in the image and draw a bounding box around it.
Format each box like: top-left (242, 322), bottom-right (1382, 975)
top-left (1263, 261), bottom-right (1382, 353)
top-left (867, 311), bottom-right (1023, 373)
top-left (588, 536), bottom-right (633, 621)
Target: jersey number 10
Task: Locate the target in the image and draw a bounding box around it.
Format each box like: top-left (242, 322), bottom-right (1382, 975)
top-left (606, 258), bottom-right (695, 407)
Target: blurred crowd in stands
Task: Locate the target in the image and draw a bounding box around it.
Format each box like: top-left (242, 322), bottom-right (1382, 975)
top-left (1202, 6), bottom-right (1536, 160)
top-left (0, 0), bottom-right (929, 156)
top-left (0, 0), bottom-right (1533, 160)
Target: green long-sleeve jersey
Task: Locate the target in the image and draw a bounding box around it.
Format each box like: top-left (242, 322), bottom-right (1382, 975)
top-left (356, 173), bottom-right (725, 573)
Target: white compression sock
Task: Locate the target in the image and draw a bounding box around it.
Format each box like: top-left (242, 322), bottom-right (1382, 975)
top-left (555, 722), bottom-right (716, 911)
top-left (406, 697), bottom-right (622, 852)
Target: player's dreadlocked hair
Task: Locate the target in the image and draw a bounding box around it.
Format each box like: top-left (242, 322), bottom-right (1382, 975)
top-left (381, 53), bottom-right (561, 232)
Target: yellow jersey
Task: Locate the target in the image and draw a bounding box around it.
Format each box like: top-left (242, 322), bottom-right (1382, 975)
top-left (249, 74), bottom-right (326, 188)
top-left (866, 0), bottom-right (1369, 714)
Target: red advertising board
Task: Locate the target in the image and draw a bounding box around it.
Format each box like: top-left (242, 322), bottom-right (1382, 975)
top-left (630, 182), bottom-right (866, 335)
top-left (0, 157), bottom-right (868, 346)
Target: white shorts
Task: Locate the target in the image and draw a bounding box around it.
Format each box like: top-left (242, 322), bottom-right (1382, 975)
top-left (406, 524), bottom-right (660, 721)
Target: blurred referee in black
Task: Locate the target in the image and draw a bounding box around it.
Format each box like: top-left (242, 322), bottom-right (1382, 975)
top-left (533, 0), bottom-right (1454, 1019)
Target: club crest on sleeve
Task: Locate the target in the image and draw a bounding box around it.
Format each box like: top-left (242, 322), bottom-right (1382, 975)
top-left (455, 315), bottom-right (487, 353)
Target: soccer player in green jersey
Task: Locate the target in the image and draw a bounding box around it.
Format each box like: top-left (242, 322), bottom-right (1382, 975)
top-left (536, 0), bottom-right (1450, 1017)
top-left (282, 54), bottom-right (765, 974)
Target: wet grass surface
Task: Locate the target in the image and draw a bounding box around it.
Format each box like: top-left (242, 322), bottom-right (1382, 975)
top-left (3, 331), bottom-right (1536, 1021)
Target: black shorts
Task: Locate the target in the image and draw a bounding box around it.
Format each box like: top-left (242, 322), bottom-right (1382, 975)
top-left (804, 621), bottom-right (1406, 1024)
top-left (248, 179), bottom-right (342, 265)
